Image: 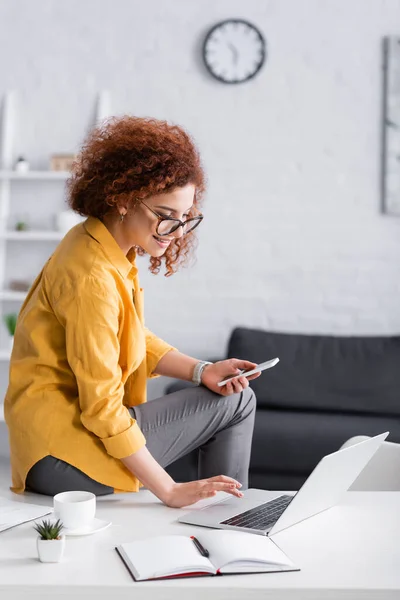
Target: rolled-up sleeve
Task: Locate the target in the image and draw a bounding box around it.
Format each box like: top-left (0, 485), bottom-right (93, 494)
top-left (144, 327), bottom-right (176, 378)
top-left (54, 276), bottom-right (146, 458)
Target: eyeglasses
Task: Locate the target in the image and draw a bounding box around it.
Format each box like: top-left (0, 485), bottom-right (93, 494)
top-left (140, 200), bottom-right (203, 236)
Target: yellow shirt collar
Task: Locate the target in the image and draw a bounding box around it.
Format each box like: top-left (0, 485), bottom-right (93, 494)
top-left (84, 217), bottom-right (138, 280)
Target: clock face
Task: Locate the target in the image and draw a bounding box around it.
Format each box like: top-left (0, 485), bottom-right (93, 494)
top-left (203, 19), bottom-right (266, 84)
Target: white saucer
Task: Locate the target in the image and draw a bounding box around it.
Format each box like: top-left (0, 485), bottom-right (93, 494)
top-left (62, 517), bottom-right (112, 537)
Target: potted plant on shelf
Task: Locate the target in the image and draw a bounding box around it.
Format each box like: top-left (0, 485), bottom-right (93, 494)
top-left (3, 313), bottom-right (17, 350)
top-left (15, 220), bottom-right (29, 231)
top-left (34, 519), bottom-right (65, 563)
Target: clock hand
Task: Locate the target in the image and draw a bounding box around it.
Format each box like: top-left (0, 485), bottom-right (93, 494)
top-left (228, 43), bottom-right (238, 65)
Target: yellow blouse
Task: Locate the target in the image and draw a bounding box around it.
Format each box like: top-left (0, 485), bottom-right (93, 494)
top-left (4, 217), bottom-right (174, 493)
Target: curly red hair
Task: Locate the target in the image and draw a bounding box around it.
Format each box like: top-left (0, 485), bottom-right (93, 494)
top-left (67, 116), bottom-right (206, 276)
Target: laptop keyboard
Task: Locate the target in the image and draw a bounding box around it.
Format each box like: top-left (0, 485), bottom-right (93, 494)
top-left (220, 494), bottom-right (293, 531)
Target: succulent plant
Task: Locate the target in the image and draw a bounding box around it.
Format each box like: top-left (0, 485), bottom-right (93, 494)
top-left (34, 519), bottom-right (64, 540)
top-left (15, 221), bottom-right (28, 231)
top-left (3, 313), bottom-right (17, 336)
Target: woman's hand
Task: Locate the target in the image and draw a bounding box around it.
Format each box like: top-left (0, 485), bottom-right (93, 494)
top-left (164, 475), bottom-right (243, 508)
top-left (201, 358), bottom-right (261, 396)
top-left (122, 448), bottom-right (243, 510)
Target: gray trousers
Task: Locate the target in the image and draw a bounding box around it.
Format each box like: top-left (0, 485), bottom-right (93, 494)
top-left (26, 385), bottom-right (256, 496)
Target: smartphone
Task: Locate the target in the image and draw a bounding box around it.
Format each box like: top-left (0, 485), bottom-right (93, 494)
top-left (217, 357), bottom-right (280, 387)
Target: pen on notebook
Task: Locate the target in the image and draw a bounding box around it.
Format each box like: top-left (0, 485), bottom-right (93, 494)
top-left (190, 535), bottom-right (209, 557)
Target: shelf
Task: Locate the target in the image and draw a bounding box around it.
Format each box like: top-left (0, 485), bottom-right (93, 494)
top-left (0, 170), bottom-right (70, 180)
top-left (0, 230), bottom-right (64, 241)
top-left (0, 290), bottom-right (27, 301)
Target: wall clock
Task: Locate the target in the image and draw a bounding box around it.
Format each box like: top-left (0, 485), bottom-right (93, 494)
top-left (202, 19), bottom-right (266, 84)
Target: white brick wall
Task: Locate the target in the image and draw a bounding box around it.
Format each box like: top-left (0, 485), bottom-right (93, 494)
top-left (1, 0), bottom-right (400, 409)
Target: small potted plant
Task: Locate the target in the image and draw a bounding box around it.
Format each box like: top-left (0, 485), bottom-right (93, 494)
top-left (3, 313), bottom-right (17, 350)
top-left (15, 220), bottom-right (29, 231)
top-left (34, 519), bottom-right (65, 563)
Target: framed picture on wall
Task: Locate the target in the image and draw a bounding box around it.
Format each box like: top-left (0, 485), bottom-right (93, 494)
top-left (382, 36), bottom-right (400, 215)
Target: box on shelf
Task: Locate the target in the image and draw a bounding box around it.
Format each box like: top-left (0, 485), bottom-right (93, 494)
top-left (50, 154), bottom-right (77, 172)
top-left (9, 280), bottom-right (31, 292)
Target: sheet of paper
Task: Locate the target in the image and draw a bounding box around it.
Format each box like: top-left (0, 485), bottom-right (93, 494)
top-left (195, 529), bottom-right (295, 571)
top-left (119, 535), bottom-right (213, 580)
top-left (0, 496), bottom-right (52, 532)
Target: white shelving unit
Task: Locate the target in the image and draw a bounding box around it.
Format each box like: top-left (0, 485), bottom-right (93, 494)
top-left (0, 93), bottom-right (70, 366)
top-left (1, 230), bottom-right (64, 241)
top-left (0, 170), bottom-right (69, 180)
top-left (0, 290), bottom-right (26, 301)
top-left (0, 90), bottom-right (111, 369)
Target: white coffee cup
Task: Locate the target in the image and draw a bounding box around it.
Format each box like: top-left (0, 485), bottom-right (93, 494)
top-left (53, 491), bottom-right (96, 530)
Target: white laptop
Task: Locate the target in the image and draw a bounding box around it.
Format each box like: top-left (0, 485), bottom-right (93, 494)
top-left (178, 432), bottom-right (388, 536)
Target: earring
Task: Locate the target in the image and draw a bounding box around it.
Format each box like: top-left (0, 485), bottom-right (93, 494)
top-left (120, 212), bottom-right (125, 223)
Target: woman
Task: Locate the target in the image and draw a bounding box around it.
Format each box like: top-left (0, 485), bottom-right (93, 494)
top-left (4, 116), bottom-right (258, 508)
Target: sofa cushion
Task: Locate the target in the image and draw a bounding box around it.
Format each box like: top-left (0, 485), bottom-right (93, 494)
top-left (250, 408), bottom-right (400, 476)
top-left (227, 327), bottom-right (400, 415)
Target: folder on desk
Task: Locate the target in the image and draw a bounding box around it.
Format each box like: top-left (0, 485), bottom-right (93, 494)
top-left (0, 496), bottom-right (52, 532)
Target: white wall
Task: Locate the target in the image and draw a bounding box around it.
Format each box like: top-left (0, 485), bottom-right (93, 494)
top-left (0, 0), bottom-right (400, 404)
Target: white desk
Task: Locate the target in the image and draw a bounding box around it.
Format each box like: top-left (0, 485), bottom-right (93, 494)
top-left (0, 463), bottom-right (399, 600)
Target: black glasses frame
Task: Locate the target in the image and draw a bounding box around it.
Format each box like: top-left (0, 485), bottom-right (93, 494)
top-left (140, 200), bottom-right (203, 236)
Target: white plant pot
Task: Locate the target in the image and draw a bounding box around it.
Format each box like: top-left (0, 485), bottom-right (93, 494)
top-left (15, 160), bottom-right (29, 173)
top-left (37, 535), bottom-right (65, 563)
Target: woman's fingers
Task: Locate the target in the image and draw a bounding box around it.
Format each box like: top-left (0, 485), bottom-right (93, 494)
top-left (205, 481), bottom-right (239, 492)
top-left (220, 374), bottom-right (251, 396)
top-left (200, 490), bottom-right (217, 498)
top-left (167, 477), bottom-right (244, 508)
top-left (230, 376), bottom-right (248, 394)
top-left (231, 378), bottom-right (242, 393)
top-left (223, 381), bottom-right (234, 395)
top-left (207, 474), bottom-right (241, 484)
top-left (246, 372), bottom-right (261, 382)
top-left (230, 359), bottom-right (257, 371)
top-left (171, 476), bottom-right (245, 507)
top-left (223, 379), bottom-right (242, 395)
top-left (201, 477), bottom-right (243, 498)
top-left (199, 486), bottom-right (242, 499)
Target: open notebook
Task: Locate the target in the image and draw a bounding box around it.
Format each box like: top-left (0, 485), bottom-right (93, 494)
top-left (0, 496), bottom-right (52, 532)
top-left (116, 529), bottom-right (299, 581)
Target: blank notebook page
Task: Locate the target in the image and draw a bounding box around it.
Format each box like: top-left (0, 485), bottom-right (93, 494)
top-left (195, 529), bottom-right (294, 571)
top-left (120, 535), bottom-right (212, 579)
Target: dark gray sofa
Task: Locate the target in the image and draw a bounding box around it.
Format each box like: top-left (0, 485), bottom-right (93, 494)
top-left (165, 327), bottom-right (400, 490)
